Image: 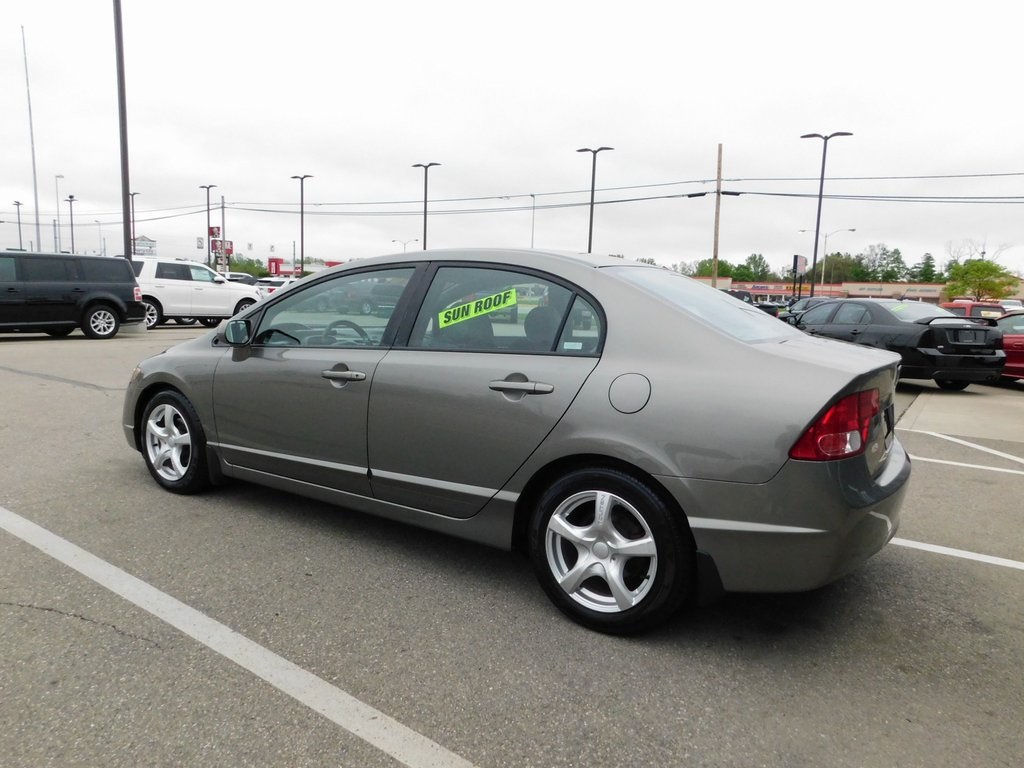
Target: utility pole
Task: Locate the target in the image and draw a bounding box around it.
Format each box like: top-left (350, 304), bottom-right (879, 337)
top-left (712, 143), bottom-right (723, 288)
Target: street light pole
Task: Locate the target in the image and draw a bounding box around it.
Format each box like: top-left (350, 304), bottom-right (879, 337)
top-left (412, 162), bottom-right (440, 250)
top-left (199, 184), bottom-right (216, 266)
top-left (576, 146), bottom-right (613, 253)
top-left (54, 174), bottom-right (64, 251)
top-left (800, 131), bottom-right (852, 297)
top-left (529, 193), bottom-right (536, 248)
top-left (65, 194), bottom-right (76, 253)
top-left (13, 201), bottom-right (24, 250)
top-left (129, 191), bottom-right (139, 256)
top-left (800, 226), bottom-right (855, 294)
top-left (392, 238), bottom-right (418, 252)
top-left (290, 174), bottom-right (312, 275)
top-left (95, 220), bottom-right (103, 255)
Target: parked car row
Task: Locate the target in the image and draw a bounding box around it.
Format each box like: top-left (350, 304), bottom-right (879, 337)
top-left (778, 297), bottom-right (1009, 390)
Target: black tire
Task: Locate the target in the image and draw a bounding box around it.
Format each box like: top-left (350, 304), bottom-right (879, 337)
top-left (199, 318), bottom-right (221, 327)
top-left (45, 328), bottom-right (75, 337)
top-left (139, 390), bottom-right (211, 494)
top-left (359, 300), bottom-right (375, 316)
top-left (528, 467), bottom-right (694, 635)
top-left (81, 304), bottom-right (121, 339)
top-left (935, 379), bottom-right (970, 391)
top-left (176, 317), bottom-right (198, 325)
top-left (142, 297), bottom-right (163, 329)
top-left (234, 298), bottom-right (256, 315)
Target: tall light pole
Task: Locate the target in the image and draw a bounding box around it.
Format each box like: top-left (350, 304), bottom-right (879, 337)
top-left (65, 194), bottom-right (76, 253)
top-left (801, 227), bottom-right (856, 293)
top-left (529, 193), bottom-right (536, 248)
top-left (199, 184), bottom-right (216, 265)
top-left (129, 191), bottom-right (139, 255)
top-left (412, 162), bottom-right (440, 250)
top-left (291, 174), bottom-right (312, 275)
top-left (392, 238), bottom-right (417, 252)
top-left (576, 146), bottom-right (613, 253)
top-left (95, 220), bottom-right (103, 255)
top-left (13, 201), bottom-right (24, 250)
top-left (54, 174), bottom-right (64, 251)
top-left (800, 131), bottom-right (852, 297)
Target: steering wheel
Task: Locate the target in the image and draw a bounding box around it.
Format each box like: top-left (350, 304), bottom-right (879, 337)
top-left (325, 319), bottom-right (370, 341)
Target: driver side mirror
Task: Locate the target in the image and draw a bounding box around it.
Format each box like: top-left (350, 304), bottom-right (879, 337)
top-left (224, 318), bottom-right (251, 345)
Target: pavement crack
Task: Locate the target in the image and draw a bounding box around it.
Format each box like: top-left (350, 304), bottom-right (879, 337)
top-left (2, 601), bottom-right (162, 647)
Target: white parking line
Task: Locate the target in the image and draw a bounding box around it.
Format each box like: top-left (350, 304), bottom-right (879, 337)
top-left (0, 505), bottom-right (477, 768)
top-left (892, 538), bottom-right (1024, 571)
top-left (907, 455), bottom-right (1024, 476)
top-left (898, 428), bottom-right (1024, 466)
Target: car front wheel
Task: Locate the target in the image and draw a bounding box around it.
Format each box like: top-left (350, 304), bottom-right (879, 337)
top-left (140, 391), bottom-right (210, 494)
top-left (529, 468), bottom-right (694, 634)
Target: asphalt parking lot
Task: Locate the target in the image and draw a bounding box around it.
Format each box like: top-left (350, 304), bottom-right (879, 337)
top-left (2, 326), bottom-right (1022, 768)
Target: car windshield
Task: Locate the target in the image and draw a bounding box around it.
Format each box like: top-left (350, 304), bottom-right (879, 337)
top-left (881, 301), bottom-right (957, 322)
top-left (608, 266), bottom-right (800, 342)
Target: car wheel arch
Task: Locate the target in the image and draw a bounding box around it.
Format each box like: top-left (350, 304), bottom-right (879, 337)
top-left (134, 385), bottom-right (225, 487)
top-left (510, 453), bottom-right (691, 555)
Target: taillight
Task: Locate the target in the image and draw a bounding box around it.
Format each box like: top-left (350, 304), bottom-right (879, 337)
top-left (789, 389), bottom-right (880, 461)
top-left (134, 286), bottom-right (142, 301)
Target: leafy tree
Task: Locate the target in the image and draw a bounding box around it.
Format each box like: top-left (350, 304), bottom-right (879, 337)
top-left (694, 258), bottom-right (734, 278)
top-left (944, 259), bottom-right (1018, 300)
top-left (227, 256), bottom-right (270, 277)
top-left (635, 256), bottom-right (657, 265)
top-left (906, 252), bottom-right (942, 283)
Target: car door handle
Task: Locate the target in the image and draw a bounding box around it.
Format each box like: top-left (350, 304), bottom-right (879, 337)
top-left (850, 329), bottom-right (862, 335)
top-left (488, 380), bottom-right (554, 394)
top-left (322, 370), bottom-right (366, 382)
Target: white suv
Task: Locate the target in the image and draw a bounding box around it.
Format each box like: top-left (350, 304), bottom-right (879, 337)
top-left (132, 258), bottom-right (261, 329)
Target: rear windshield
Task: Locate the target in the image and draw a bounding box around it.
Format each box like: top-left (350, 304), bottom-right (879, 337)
top-left (882, 301), bottom-right (956, 321)
top-left (607, 266), bottom-right (800, 342)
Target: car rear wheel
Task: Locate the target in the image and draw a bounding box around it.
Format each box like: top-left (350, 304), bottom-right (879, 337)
top-left (935, 379), bottom-right (970, 391)
top-left (176, 317), bottom-right (198, 325)
top-left (45, 328), bottom-right (74, 337)
top-left (529, 468), bottom-right (694, 634)
top-left (82, 304), bottom-right (120, 339)
top-left (141, 390), bottom-right (210, 494)
top-left (359, 300), bottom-right (375, 315)
top-left (199, 318), bottom-right (220, 327)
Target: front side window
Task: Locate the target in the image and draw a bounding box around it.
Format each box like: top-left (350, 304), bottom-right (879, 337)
top-left (0, 256), bottom-right (15, 282)
top-left (407, 265), bottom-right (601, 355)
top-left (252, 267), bottom-right (415, 347)
top-left (188, 264), bottom-right (219, 283)
top-left (799, 303), bottom-right (837, 325)
top-left (833, 303), bottom-right (869, 324)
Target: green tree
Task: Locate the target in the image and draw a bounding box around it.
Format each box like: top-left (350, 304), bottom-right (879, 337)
top-left (227, 256), bottom-right (270, 277)
top-left (944, 259), bottom-right (1018, 300)
top-left (694, 258), bottom-right (734, 278)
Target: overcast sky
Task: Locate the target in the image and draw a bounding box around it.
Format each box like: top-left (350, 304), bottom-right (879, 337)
top-left (2, 1), bottom-right (1022, 278)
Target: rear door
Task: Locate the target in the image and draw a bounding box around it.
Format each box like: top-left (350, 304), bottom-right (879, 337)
top-left (19, 255), bottom-right (80, 325)
top-left (151, 261), bottom-right (195, 314)
top-left (0, 254), bottom-right (22, 325)
top-left (367, 264), bottom-right (603, 518)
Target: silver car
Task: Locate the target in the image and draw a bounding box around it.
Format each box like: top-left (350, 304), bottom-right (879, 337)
top-left (122, 249), bottom-right (910, 634)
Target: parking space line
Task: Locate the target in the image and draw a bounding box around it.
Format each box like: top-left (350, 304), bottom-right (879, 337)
top-left (0, 505), bottom-right (477, 768)
top-left (907, 455), bottom-right (1024, 476)
top-left (898, 428), bottom-right (1024, 466)
top-left (892, 538), bottom-right (1024, 571)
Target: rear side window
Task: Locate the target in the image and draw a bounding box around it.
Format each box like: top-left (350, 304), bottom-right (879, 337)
top-left (22, 257), bottom-right (78, 282)
top-left (155, 262), bottom-right (191, 280)
top-left (0, 256), bottom-right (15, 281)
top-left (81, 258), bottom-right (134, 283)
top-left (833, 304), bottom-right (869, 324)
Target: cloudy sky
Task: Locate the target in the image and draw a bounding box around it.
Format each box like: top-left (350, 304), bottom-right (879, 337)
top-left (2, 1), bottom-right (1021, 279)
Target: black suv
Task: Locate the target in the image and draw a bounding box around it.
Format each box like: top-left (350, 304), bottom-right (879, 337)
top-left (0, 251), bottom-right (146, 339)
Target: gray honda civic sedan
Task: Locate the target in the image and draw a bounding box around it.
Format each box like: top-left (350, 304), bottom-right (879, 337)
top-left (123, 249), bottom-right (910, 634)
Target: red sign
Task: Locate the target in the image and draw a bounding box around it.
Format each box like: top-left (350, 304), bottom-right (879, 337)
top-left (211, 239), bottom-right (234, 256)
top-left (209, 226), bottom-right (221, 238)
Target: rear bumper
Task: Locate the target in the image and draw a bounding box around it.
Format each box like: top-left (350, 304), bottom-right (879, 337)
top-left (655, 440), bottom-right (911, 593)
top-left (901, 348), bottom-right (1005, 382)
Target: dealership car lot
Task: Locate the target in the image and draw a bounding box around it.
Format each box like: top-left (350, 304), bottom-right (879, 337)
top-left (2, 326), bottom-right (1022, 767)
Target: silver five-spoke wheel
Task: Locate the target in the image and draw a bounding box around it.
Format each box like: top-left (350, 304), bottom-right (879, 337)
top-left (545, 489), bottom-right (658, 613)
top-left (139, 391), bottom-right (209, 494)
top-left (530, 468), bottom-right (693, 634)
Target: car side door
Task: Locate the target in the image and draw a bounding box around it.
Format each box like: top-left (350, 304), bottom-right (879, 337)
top-left (19, 255), bottom-right (80, 325)
top-left (795, 301), bottom-right (840, 337)
top-left (211, 266), bottom-right (418, 496)
top-left (366, 264), bottom-right (603, 519)
top-left (825, 301), bottom-right (873, 344)
top-left (0, 255), bottom-right (22, 326)
top-left (152, 261), bottom-right (195, 314)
